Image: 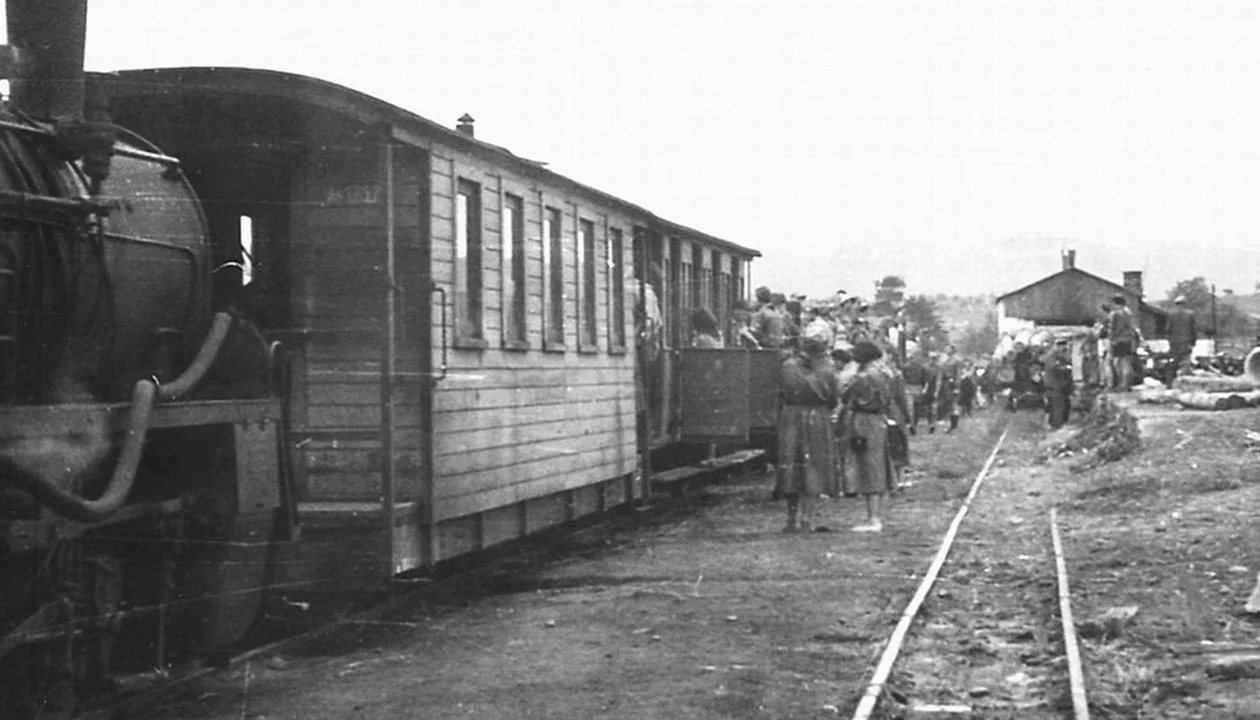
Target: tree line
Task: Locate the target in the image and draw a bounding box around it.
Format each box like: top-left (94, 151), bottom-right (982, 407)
top-left (1162, 276), bottom-right (1256, 340)
top-left (871, 275), bottom-right (998, 357)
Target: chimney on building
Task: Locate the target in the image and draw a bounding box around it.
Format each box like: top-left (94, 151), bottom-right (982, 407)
top-left (1061, 249), bottom-right (1076, 270)
top-left (456, 113), bottom-right (475, 138)
top-left (1123, 271), bottom-right (1143, 299)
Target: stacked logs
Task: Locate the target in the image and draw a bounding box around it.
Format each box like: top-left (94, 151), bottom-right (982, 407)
top-left (1136, 375), bottom-right (1260, 411)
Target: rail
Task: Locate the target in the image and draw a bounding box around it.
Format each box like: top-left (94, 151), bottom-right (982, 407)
top-left (851, 427), bottom-right (1010, 720)
top-left (1051, 507), bottom-right (1091, 720)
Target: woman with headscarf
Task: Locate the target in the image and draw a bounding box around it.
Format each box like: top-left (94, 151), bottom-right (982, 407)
top-left (774, 328), bottom-right (840, 532)
top-left (690, 308), bottom-right (724, 348)
top-left (729, 299), bottom-right (762, 349)
top-left (840, 341), bottom-right (895, 532)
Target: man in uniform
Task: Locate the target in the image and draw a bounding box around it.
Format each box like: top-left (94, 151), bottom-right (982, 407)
top-left (753, 292), bottom-right (793, 349)
top-left (1108, 295), bottom-right (1138, 391)
top-left (1044, 338), bottom-right (1074, 428)
top-left (901, 350), bottom-right (927, 434)
top-left (920, 352), bottom-right (942, 433)
top-left (937, 344), bottom-right (962, 433)
top-left (1094, 301), bottom-right (1113, 390)
top-left (1167, 295), bottom-right (1197, 375)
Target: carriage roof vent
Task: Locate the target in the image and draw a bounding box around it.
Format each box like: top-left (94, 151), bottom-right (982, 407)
top-left (456, 113), bottom-right (475, 138)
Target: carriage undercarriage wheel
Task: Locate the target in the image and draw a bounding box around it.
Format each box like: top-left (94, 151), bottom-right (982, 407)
top-left (0, 544), bottom-right (126, 718)
top-left (82, 554), bottom-right (124, 698)
top-left (0, 647), bottom-right (76, 720)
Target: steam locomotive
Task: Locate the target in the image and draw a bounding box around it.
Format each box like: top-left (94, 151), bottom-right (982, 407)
top-left (0, 1), bottom-right (765, 715)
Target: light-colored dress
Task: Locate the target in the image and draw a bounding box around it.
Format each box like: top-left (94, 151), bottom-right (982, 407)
top-left (774, 354), bottom-right (840, 498)
top-left (840, 368), bottom-right (895, 496)
top-left (692, 333), bottom-right (723, 349)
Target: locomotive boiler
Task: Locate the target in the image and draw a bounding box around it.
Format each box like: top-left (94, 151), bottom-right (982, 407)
top-left (0, 1), bottom-right (287, 715)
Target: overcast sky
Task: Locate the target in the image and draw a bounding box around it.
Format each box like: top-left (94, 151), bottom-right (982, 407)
top-left (71, 0), bottom-right (1260, 300)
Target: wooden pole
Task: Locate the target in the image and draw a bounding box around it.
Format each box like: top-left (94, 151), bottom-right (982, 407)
top-left (1211, 284), bottom-right (1218, 350)
top-left (850, 427), bottom-right (1009, 720)
top-left (1051, 508), bottom-right (1091, 720)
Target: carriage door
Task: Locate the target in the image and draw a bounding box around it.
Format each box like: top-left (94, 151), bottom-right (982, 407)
top-left (677, 349), bottom-right (751, 443)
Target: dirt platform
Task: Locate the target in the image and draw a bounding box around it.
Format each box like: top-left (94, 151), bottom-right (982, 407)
top-left (130, 411), bottom-right (999, 720)
top-left (131, 397), bottom-right (1260, 719)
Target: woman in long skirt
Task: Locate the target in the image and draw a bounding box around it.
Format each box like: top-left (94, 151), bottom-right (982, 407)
top-left (873, 354), bottom-right (912, 488)
top-left (840, 341), bottom-right (896, 532)
top-left (775, 334), bottom-right (840, 532)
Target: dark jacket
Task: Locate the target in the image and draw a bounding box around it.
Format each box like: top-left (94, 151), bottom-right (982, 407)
top-left (1167, 309), bottom-right (1197, 353)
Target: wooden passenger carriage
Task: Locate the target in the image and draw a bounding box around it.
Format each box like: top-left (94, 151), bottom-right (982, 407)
top-left (98, 67), bottom-right (759, 588)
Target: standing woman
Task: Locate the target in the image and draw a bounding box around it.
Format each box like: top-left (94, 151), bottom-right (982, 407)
top-left (775, 331), bottom-right (841, 532)
top-left (872, 350), bottom-right (912, 490)
top-left (840, 341), bottom-right (895, 532)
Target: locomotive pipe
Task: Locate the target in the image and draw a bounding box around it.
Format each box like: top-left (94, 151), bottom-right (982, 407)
top-left (1, 313), bottom-right (234, 521)
top-left (155, 311), bottom-right (233, 400)
top-left (4, 378), bottom-right (154, 522)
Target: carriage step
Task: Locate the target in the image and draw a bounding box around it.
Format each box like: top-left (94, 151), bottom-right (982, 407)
top-left (651, 449), bottom-right (765, 496)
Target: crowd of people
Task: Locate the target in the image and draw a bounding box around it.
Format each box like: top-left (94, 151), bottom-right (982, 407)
top-left (671, 284), bottom-right (1201, 537)
top-left (631, 264), bottom-right (1209, 538)
top-left (713, 286), bottom-right (987, 535)
top-left (987, 290), bottom-right (1198, 431)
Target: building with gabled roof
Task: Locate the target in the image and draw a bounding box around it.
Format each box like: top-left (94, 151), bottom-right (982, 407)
top-left (995, 250), bottom-right (1168, 338)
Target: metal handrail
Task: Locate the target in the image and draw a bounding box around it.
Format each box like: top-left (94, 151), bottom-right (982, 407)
top-left (432, 285), bottom-right (448, 382)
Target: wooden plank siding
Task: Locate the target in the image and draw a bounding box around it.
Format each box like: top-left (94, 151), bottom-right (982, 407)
top-left (288, 142), bottom-right (432, 504)
top-left (93, 67), bottom-right (760, 576)
top-left (427, 147), bottom-right (637, 526)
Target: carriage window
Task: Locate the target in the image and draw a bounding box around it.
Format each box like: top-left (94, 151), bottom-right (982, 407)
top-left (579, 218), bottom-right (597, 350)
top-left (679, 254), bottom-right (693, 344)
top-left (238, 215), bottom-right (254, 286)
top-left (543, 206), bottom-right (564, 348)
top-left (692, 245), bottom-right (707, 311)
top-left (608, 227), bottom-right (626, 350)
top-left (455, 179), bottom-right (484, 343)
top-left (712, 250), bottom-right (727, 333)
top-left (502, 193), bottom-right (527, 347)
top-left (667, 236), bottom-right (681, 348)
top-left (710, 251), bottom-right (720, 321)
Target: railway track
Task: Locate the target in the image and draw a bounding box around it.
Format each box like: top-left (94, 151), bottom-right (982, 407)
top-left (75, 409), bottom-right (1102, 719)
top-left (74, 472), bottom-right (747, 720)
top-left (852, 419), bottom-right (1092, 719)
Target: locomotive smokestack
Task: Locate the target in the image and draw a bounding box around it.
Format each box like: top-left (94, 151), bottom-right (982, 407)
top-left (6, 0), bottom-right (89, 120)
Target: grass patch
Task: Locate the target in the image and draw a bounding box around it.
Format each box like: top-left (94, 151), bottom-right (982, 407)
top-left (1074, 470), bottom-right (1163, 504)
top-left (1057, 395), bottom-right (1141, 471)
